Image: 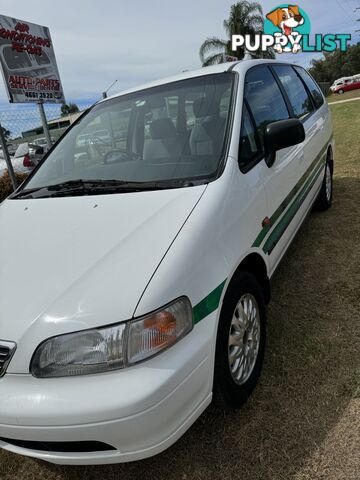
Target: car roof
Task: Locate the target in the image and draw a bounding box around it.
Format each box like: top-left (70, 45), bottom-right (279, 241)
top-left (102, 59), bottom-right (296, 103)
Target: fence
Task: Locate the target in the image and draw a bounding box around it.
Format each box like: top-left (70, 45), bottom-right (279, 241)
top-left (0, 103), bottom-right (92, 149)
top-left (317, 82), bottom-right (331, 96)
top-left (0, 102), bottom-right (93, 189)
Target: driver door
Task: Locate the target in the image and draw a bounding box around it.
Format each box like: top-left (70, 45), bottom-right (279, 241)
top-left (244, 65), bottom-right (303, 274)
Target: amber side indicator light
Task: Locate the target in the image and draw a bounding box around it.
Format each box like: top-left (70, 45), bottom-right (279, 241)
top-left (262, 216), bottom-right (271, 228)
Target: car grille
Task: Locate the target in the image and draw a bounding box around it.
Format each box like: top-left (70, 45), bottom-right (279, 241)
top-left (0, 341), bottom-right (17, 377)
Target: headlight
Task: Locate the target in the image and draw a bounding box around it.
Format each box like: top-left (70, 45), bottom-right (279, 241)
top-left (127, 296), bottom-right (193, 364)
top-left (31, 297), bottom-right (193, 378)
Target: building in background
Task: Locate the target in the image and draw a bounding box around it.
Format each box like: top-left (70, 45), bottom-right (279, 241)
top-left (20, 110), bottom-right (83, 142)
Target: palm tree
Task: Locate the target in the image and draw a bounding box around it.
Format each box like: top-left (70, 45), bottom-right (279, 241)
top-left (200, 1), bottom-right (275, 66)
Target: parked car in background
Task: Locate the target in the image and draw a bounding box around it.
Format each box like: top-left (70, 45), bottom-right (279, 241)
top-left (6, 143), bottom-right (17, 156)
top-left (0, 143), bottom-right (17, 158)
top-left (15, 142), bottom-right (45, 168)
top-left (0, 155), bottom-right (30, 176)
top-left (333, 77), bottom-right (360, 94)
top-left (0, 143), bottom-right (45, 176)
top-left (28, 137), bottom-right (55, 155)
top-left (330, 76), bottom-right (352, 92)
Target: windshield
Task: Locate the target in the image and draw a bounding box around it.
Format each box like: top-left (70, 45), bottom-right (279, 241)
top-left (23, 73), bottom-right (234, 196)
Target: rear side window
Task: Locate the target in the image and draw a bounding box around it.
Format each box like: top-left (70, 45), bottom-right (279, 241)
top-left (273, 65), bottom-right (314, 119)
top-left (294, 67), bottom-right (324, 108)
top-left (245, 66), bottom-right (290, 150)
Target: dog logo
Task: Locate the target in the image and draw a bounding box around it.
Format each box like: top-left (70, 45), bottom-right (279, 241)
top-left (232, 5), bottom-right (350, 56)
top-left (265, 4), bottom-right (308, 53)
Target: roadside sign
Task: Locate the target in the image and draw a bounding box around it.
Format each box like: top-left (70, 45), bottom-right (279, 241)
top-left (222, 54), bottom-right (238, 63)
top-left (0, 14), bottom-right (65, 103)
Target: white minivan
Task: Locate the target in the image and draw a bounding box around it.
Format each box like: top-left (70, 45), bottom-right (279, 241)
top-left (0, 60), bottom-right (333, 465)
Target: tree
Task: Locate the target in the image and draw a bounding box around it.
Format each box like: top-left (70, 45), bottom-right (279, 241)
top-left (309, 43), bottom-right (360, 84)
top-left (199, 1), bottom-right (275, 66)
top-left (0, 126), bottom-right (11, 141)
top-left (61, 103), bottom-right (80, 117)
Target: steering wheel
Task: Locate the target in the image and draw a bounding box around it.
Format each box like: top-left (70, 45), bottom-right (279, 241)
top-left (89, 132), bottom-right (111, 157)
top-left (103, 149), bottom-right (140, 164)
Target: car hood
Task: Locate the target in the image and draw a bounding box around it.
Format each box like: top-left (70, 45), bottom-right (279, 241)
top-left (0, 186), bottom-right (205, 372)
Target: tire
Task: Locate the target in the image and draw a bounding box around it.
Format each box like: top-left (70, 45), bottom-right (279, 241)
top-left (213, 271), bottom-right (266, 411)
top-left (338, 89), bottom-right (344, 94)
top-left (314, 157), bottom-right (333, 211)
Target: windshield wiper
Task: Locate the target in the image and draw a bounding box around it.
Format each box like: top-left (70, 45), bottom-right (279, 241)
top-left (11, 179), bottom-right (190, 199)
top-left (10, 180), bottom-right (89, 199)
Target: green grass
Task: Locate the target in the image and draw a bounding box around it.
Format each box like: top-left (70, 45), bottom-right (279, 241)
top-left (329, 102), bottom-right (360, 174)
top-left (328, 89), bottom-right (360, 102)
top-left (0, 103), bottom-right (359, 480)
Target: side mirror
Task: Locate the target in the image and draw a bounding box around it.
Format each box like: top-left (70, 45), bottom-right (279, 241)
top-left (264, 119), bottom-right (305, 168)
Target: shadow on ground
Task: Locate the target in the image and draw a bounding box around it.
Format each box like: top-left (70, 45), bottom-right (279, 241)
top-left (1, 176), bottom-right (359, 480)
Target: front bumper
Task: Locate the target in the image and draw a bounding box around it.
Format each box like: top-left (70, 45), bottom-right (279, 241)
top-left (0, 316), bottom-right (215, 464)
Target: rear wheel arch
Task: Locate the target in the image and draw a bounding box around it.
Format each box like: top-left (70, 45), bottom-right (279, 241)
top-left (327, 145), bottom-right (334, 174)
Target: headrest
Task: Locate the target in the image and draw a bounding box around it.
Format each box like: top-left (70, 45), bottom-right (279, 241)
top-left (149, 118), bottom-right (176, 140)
top-left (146, 96), bottom-right (166, 109)
top-left (193, 96), bottom-right (218, 118)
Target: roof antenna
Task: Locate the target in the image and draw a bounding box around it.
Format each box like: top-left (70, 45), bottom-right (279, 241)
top-left (102, 80), bottom-right (118, 99)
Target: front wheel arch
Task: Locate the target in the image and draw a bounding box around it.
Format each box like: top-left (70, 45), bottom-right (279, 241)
top-left (213, 270), bottom-right (267, 410)
top-left (226, 253), bottom-right (271, 305)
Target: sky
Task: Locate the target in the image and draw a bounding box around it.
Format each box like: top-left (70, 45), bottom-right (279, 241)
top-left (0, 0), bottom-right (359, 107)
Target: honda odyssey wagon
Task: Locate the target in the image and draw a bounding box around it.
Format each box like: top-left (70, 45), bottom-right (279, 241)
top-left (0, 59), bottom-right (333, 465)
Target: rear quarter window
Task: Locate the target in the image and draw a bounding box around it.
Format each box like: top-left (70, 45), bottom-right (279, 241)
top-left (273, 65), bottom-right (314, 120)
top-left (294, 66), bottom-right (324, 109)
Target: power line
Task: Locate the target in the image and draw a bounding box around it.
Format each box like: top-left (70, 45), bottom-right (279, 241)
top-left (335, 0), bottom-right (358, 22)
top-left (345, 0), bottom-right (356, 12)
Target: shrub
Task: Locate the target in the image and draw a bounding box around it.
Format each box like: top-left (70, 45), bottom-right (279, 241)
top-left (0, 171), bottom-right (28, 203)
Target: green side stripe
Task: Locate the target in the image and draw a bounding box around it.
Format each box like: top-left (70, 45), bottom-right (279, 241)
top-left (263, 158), bottom-right (325, 254)
top-left (193, 280), bottom-right (226, 324)
top-left (252, 142), bottom-right (329, 249)
top-left (192, 139), bottom-right (332, 325)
